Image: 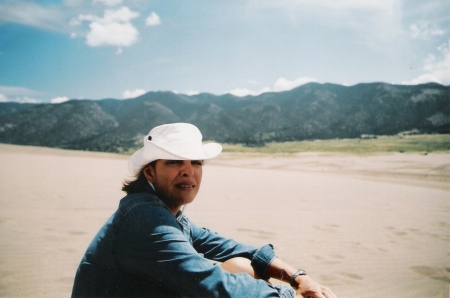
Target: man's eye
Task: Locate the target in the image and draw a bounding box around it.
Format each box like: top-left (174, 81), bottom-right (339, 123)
top-left (192, 160), bottom-right (203, 166)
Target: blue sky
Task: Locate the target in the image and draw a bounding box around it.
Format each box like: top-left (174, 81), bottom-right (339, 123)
top-left (0, 0), bottom-right (449, 103)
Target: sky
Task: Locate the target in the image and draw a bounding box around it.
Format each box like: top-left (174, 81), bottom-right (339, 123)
top-left (0, 0), bottom-right (449, 104)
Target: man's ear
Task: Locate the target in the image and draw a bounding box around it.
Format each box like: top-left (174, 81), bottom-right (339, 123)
top-left (143, 165), bottom-right (155, 182)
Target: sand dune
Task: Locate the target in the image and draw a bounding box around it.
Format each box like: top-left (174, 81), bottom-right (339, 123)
top-left (0, 144), bottom-right (449, 297)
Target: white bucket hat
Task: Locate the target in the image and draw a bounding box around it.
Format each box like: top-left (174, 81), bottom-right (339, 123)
top-left (128, 123), bottom-right (222, 175)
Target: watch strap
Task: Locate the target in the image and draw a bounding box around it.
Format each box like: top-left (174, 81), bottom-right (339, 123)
top-left (289, 269), bottom-right (307, 288)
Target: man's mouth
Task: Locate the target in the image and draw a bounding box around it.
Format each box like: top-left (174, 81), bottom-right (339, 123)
top-left (176, 183), bottom-right (195, 190)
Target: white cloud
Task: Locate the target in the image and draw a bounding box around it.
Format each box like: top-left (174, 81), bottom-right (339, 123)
top-left (0, 94), bottom-right (40, 103)
top-left (76, 6), bottom-right (140, 47)
top-left (122, 89), bottom-right (146, 99)
top-left (401, 74), bottom-right (442, 85)
top-left (17, 97), bottom-right (40, 103)
top-left (0, 86), bottom-right (41, 103)
top-left (403, 40), bottom-right (450, 85)
top-left (185, 91), bottom-right (200, 96)
top-left (273, 77), bottom-right (317, 92)
top-left (0, 86), bottom-right (35, 95)
top-left (410, 21), bottom-right (445, 39)
top-left (227, 87), bottom-right (271, 97)
top-left (93, 0), bottom-right (123, 7)
top-left (50, 96), bottom-right (70, 104)
top-left (99, 6), bottom-right (138, 23)
top-left (86, 21), bottom-right (138, 46)
top-left (0, 1), bottom-right (65, 32)
top-left (423, 41), bottom-right (450, 83)
top-left (172, 90), bottom-right (200, 96)
top-left (227, 88), bottom-right (255, 97)
top-left (225, 76), bottom-right (317, 97)
top-left (69, 18), bottom-right (82, 26)
top-left (145, 12), bottom-right (161, 27)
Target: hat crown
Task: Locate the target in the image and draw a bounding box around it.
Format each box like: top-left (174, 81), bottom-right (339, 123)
top-left (150, 123), bottom-right (202, 145)
top-left (147, 123), bottom-right (203, 157)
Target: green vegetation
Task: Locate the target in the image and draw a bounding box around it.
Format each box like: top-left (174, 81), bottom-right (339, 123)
top-left (219, 134), bottom-right (450, 155)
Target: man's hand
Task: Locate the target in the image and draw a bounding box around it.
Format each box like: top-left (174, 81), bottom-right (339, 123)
top-left (265, 257), bottom-right (337, 297)
top-left (295, 275), bottom-right (337, 298)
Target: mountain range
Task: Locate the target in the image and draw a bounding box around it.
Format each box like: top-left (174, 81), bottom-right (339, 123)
top-left (0, 82), bottom-right (449, 152)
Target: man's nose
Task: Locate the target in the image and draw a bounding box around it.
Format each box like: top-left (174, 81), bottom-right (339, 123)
top-left (180, 161), bottom-right (194, 176)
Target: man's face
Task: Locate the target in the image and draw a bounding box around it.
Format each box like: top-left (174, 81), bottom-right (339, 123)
top-left (144, 160), bottom-right (203, 213)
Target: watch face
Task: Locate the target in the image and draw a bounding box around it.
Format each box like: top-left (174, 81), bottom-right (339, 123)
top-left (296, 269), bottom-right (307, 275)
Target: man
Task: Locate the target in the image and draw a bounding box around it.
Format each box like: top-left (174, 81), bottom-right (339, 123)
top-left (72, 123), bottom-right (337, 298)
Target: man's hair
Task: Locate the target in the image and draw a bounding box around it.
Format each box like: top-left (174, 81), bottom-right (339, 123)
top-left (122, 161), bottom-right (156, 194)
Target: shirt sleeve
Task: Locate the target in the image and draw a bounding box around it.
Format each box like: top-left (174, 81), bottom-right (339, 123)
top-left (189, 219), bottom-right (276, 280)
top-left (115, 202), bottom-right (282, 298)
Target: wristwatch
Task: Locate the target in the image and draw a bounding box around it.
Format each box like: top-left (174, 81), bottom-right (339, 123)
top-left (289, 269), bottom-right (307, 288)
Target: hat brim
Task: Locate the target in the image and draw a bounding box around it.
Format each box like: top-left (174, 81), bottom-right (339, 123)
top-left (128, 142), bottom-right (222, 176)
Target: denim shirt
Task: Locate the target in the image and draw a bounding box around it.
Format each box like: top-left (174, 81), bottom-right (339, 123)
top-left (72, 192), bottom-right (294, 297)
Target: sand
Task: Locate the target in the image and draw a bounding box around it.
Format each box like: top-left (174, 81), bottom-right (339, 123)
top-left (0, 144), bottom-right (449, 298)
